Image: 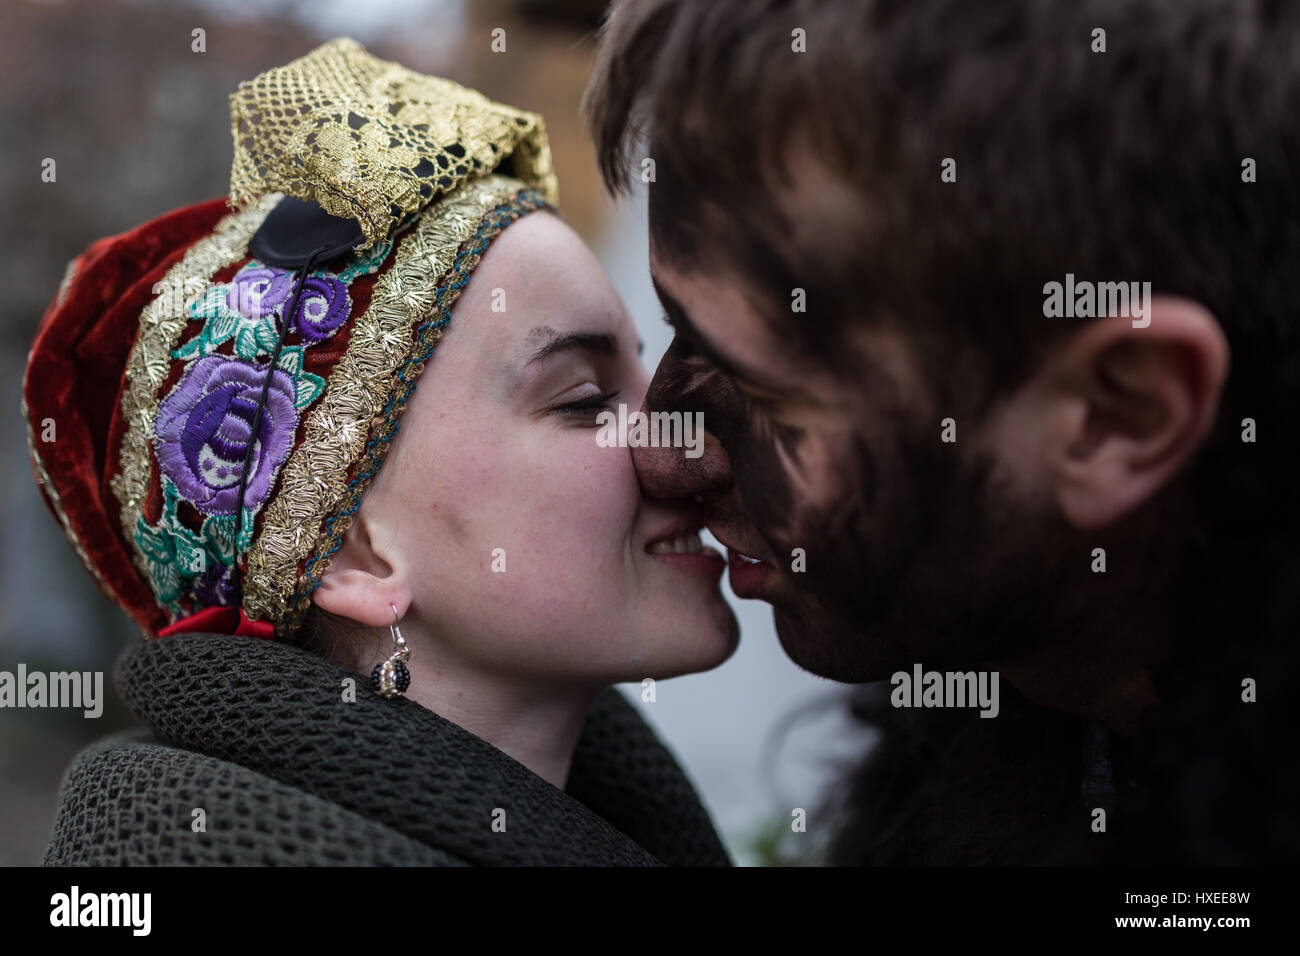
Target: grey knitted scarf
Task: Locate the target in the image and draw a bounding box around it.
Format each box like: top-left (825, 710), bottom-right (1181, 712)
top-left (43, 633), bottom-right (733, 866)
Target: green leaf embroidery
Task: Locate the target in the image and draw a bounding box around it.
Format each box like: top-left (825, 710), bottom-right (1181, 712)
top-left (143, 552), bottom-right (181, 604)
top-left (203, 513), bottom-right (237, 560)
top-left (293, 371), bottom-right (327, 410)
top-left (235, 506), bottom-right (258, 554)
top-left (172, 335), bottom-right (205, 361)
top-left (337, 239), bottom-right (393, 282)
top-left (135, 516), bottom-right (173, 564)
top-left (253, 318), bottom-right (281, 353)
top-left (174, 537), bottom-right (207, 575)
top-left (234, 324), bottom-right (260, 359)
top-left (276, 345), bottom-right (305, 377)
top-left (188, 286), bottom-right (233, 321)
top-left (208, 310), bottom-right (240, 343)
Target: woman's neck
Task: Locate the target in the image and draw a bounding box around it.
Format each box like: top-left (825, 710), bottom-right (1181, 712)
top-left (353, 634), bottom-right (601, 790)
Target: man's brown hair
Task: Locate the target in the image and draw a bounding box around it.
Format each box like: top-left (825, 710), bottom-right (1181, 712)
top-left (584, 0), bottom-right (1300, 408)
top-left (583, 0), bottom-right (878, 370)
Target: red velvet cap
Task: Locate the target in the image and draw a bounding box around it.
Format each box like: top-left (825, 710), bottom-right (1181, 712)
top-left (23, 198), bottom-right (237, 638)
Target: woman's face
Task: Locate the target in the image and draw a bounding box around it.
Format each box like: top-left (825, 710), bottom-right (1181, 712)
top-left (321, 210), bottom-right (738, 683)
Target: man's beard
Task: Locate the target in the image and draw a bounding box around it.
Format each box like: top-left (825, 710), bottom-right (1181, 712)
top-left (764, 426), bottom-right (1099, 684)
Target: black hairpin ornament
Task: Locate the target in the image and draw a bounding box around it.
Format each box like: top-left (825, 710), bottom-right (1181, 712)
top-left (249, 196), bottom-right (366, 270)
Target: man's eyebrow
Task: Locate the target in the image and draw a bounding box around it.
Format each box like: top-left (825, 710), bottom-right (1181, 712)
top-left (650, 274), bottom-right (769, 384)
top-left (525, 329), bottom-right (619, 366)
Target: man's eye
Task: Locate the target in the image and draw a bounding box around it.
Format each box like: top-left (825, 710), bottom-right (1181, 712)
top-left (735, 378), bottom-right (780, 408)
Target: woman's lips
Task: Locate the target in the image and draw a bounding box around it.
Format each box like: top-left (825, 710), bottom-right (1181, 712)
top-left (645, 530), bottom-right (726, 579)
top-left (725, 547), bottom-right (776, 598)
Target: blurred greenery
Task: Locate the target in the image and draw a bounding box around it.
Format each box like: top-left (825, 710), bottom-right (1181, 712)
top-left (741, 811), bottom-right (826, 867)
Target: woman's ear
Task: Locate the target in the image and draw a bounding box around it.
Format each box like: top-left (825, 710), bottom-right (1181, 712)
top-left (1035, 295), bottom-right (1229, 528)
top-left (310, 511), bottom-right (411, 628)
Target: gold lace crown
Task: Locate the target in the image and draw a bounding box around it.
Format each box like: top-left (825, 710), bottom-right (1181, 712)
top-left (228, 37), bottom-right (558, 248)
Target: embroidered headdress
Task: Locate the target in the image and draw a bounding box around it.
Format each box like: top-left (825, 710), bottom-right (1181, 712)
top-left (21, 38), bottom-right (558, 641)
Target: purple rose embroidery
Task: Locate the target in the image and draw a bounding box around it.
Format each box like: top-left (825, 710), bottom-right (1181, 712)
top-left (155, 355), bottom-right (299, 516)
top-left (227, 265), bottom-right (291, 318)
top-left (286, 274), bottom-right (349, 342)
top-left (193, 560), bottom-right (238, 607)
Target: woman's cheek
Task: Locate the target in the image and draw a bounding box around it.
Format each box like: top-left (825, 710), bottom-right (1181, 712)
top-left (581, 442), bottom-right (641, 544)
top-left (453, 430), bottom-right (635, 606)
top-left (520, 437), bottom-right (638, 584)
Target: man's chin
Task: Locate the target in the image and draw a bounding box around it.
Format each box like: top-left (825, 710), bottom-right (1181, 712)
top-left (771, 605), bottom-right (899, 683)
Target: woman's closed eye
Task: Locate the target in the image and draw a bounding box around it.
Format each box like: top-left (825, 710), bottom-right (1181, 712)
top-left (551, 386), bottom-right (621, 423)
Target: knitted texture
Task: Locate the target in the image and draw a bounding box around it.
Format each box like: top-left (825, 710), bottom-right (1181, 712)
top-left (45, 730), bottom-right (463, 865)
top-left (43, 634), bottom-right (732, 866)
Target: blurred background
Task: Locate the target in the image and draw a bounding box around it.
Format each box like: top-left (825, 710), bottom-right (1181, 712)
top-left (0, 0), bottom-right (871, 865)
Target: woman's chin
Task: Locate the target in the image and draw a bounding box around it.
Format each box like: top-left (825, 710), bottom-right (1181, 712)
top-left (628, 602), bottom-right (741, 680)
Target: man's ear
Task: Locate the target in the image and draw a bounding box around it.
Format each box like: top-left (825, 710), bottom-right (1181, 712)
top-left (310, 512), bottom-right (410, 627)
top-left (1022, 296), bottom-right (1229, 529)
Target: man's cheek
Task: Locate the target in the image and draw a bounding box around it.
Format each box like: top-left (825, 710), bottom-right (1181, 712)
top-left (663, 366), bottom-right (750, 453)
top-left (775, 432), bottom-right (880, 573)
top-left (749, 419), bottom-right (845, 514)
top-left (728, 437), bottom-right (809, 552)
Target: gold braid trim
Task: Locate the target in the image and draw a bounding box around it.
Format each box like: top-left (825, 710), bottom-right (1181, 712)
top-left (109, 194), bottom-right (283, 602)
top-left (228, 37), bottom-right (559, 250)
top-left (243, 174), bottom-right (542, 635)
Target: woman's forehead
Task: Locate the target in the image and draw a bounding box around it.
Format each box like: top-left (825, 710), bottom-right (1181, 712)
top-left (453, 213), bottom-right (631, 354)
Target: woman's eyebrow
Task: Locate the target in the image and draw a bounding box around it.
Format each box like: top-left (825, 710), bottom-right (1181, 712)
top-left (524, 329), bottom-right (619, 366)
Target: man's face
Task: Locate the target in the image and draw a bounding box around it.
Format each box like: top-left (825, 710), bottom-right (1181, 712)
top-left (639, 251), bottom-right (1062, 682)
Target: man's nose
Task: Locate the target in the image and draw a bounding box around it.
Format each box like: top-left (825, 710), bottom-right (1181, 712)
top-left (632, 426), bottom-right (733, 499)
top-left (633, 345), bottom-right (734, 499)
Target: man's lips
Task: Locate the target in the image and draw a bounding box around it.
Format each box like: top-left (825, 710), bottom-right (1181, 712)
top-left (706, 524), bottom-right (768, 564)
top-left (707, 525), bottom-right (779, 599)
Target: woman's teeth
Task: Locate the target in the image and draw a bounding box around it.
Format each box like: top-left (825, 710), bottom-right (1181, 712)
top-left (734, 552), bottom-right (763, 565)
top-left (649, 532), bottom-right (705, 554)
